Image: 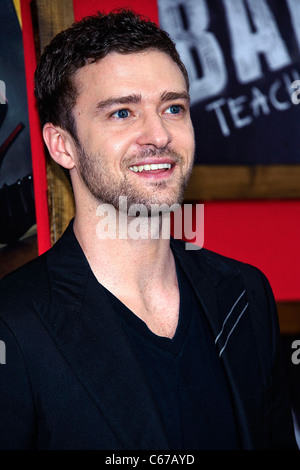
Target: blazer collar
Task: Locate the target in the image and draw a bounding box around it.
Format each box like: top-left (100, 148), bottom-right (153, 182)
top-left (33, 220), bottom-right (169, 450)
top-left (171, 238), bottom-right (262, 449)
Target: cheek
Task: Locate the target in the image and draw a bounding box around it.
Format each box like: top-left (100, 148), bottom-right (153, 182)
top-left (176, 126), bottom-right (195, 156)
top-left (110, 139), bottom-right (126, 155)
top-left (99, 137), bottom-right (131, 174)
top-left (186, 124), bottom-right (195, 156)
top-left (185, 119), bottom-right (195, 144)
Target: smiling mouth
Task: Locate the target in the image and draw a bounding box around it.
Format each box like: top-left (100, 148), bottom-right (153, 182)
top-left (129, 163), bottom-right (172, 173)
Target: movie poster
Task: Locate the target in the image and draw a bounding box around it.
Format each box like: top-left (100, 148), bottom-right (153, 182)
top-left (158, 0), bottom-right (300, 165)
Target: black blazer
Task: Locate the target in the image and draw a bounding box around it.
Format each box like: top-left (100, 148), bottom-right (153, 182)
top-left (0, 220), bottom-right (297, 449)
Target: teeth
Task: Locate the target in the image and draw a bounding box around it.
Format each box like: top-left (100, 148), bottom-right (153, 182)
top-left (129, 163), bottom-right (172, 173)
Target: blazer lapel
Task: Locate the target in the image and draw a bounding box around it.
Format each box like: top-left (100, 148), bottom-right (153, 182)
top-left (171, 239), bottom-right (263, 449)
top-left (33, 222), bottom-right (169, 450)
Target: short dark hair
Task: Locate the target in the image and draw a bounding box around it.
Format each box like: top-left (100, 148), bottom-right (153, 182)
top-left (34, 9), bottom-right (189, 143)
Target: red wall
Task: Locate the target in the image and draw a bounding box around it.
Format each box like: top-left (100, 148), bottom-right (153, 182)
top-left (21, 0), bottom-right (50, 254)
top-left (203, 200), bottom-right (300, 301)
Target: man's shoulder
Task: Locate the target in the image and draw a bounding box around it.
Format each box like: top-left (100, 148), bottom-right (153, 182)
top-left (172, 239), bottom-right (276, 319)
top-left (171, 238), bottom-right (264, 278)
top-left (0, 220), bottom-right (75, 306)
top-left (171, 239), bottom-right (275, 308)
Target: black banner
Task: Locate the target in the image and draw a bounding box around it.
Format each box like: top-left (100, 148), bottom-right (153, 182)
top-left (158, 0), bottom-right (300, 165)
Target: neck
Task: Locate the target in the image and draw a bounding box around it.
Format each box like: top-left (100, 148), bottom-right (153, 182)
top-left (73, 203), bottom-right (180, 338)
top-left (73, 208), bottom-right (175, 290)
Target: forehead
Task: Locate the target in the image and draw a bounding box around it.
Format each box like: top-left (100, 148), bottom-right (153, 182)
top-left (73, 50), bottom-right (187, 103)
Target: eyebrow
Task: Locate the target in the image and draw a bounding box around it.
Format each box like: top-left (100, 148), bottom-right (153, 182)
top-left (160, 91), bottom-right (190, 103)
top-left (95, 90), bottom-right (190, 112)
top-left (96, 94), bottom-right (142, 111)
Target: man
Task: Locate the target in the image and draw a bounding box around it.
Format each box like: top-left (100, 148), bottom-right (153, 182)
top-left (0, 10), bottom-right (297, 450)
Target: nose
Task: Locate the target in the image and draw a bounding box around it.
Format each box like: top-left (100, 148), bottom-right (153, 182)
top-left (135, 113), bottom-right (171, 149)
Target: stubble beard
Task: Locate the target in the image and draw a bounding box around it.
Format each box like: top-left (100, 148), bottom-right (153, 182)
top-left (77, 143), bottom-right (194, 215)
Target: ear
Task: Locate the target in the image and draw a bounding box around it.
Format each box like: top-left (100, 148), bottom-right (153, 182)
top-left (42, 123), bottom-right (76, 170)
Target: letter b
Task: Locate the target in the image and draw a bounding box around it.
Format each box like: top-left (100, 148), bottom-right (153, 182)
top-left (158, 0), bottom-right (227, 103)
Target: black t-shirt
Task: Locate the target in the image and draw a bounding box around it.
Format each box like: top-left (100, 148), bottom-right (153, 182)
top-left (102, 260), bottom-right (240, 450)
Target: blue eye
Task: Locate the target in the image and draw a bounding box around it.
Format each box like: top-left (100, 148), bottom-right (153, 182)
top-left (112, 109), bottom-right (130, 118)
top-left (166, 105), bottom-right (181, 114)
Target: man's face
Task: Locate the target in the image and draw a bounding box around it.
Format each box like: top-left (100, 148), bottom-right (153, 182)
top-left (71, 50), bottom-right (195, 212)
